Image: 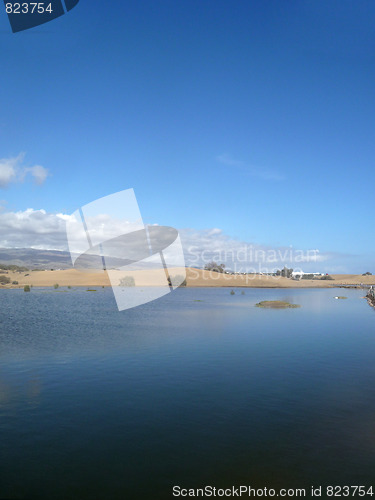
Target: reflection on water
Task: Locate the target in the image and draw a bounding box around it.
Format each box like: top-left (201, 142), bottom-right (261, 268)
top-left (0, 287), bottom-right (374, 499)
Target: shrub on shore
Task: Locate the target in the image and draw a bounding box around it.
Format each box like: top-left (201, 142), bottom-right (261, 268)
top-left (320, 275), bottom-right (334, 280)
top-left (168, 274), bottom-right (187, 287)
top-left (204, 261), bottom-right (226, 273)
top-left (119, 276), bottom-right (135, 287)
top-left (0, 264), bottom-right (29, 272)
top-left (0, 275), bottom-right (11, 284)
top-left (24, 285), bottom-right (31, 292)
top-left (275, 267), bottom-right (293, 278)
top-left (53, 283), bottom-right (59, 289)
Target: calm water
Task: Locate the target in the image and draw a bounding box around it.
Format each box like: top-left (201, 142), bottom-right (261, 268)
top-left (0, 287), bottom-right (374, 499)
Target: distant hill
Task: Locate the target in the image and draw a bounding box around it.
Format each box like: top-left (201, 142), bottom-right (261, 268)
top-left (0, 247), bottom-right (155, 271)
top-left (0, 248), bottom-right (72, 270)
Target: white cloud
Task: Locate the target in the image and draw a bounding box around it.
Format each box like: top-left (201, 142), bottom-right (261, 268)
top-left (217, 154), bottom-right (285, 181)
top-left (0, 208), bottom-right (69, 250)
top-left (25, 165), bottom-right (49, 185)
top-left (0, 154), bottom-right (49, 188)
top-left (208, 228), bottom-right (222, 236)
top-left (0, 156), bottom-right (18, 187)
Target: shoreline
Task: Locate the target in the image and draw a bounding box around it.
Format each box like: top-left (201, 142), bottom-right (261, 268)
top-left (1, 268), bottom-right (375, 290)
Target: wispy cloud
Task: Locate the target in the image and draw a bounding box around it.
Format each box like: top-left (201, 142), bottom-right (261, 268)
top-left (216, 154), bottom-right (285, 181)
top-left (0, 153), bottom-right (49, 188)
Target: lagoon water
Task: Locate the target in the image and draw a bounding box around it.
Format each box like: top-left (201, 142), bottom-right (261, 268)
top-left (0, 287), bottom-right (375, 499)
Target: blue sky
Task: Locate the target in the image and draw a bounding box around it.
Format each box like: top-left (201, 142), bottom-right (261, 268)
top-left (0, 1), bottom-right (374, 272)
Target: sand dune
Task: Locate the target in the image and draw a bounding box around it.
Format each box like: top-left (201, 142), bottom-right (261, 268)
top-left (1, 267), bottom-right (374, 289)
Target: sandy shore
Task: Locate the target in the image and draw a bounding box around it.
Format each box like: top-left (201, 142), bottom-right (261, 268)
top-left (1, 267), bottom-right (375, 289)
